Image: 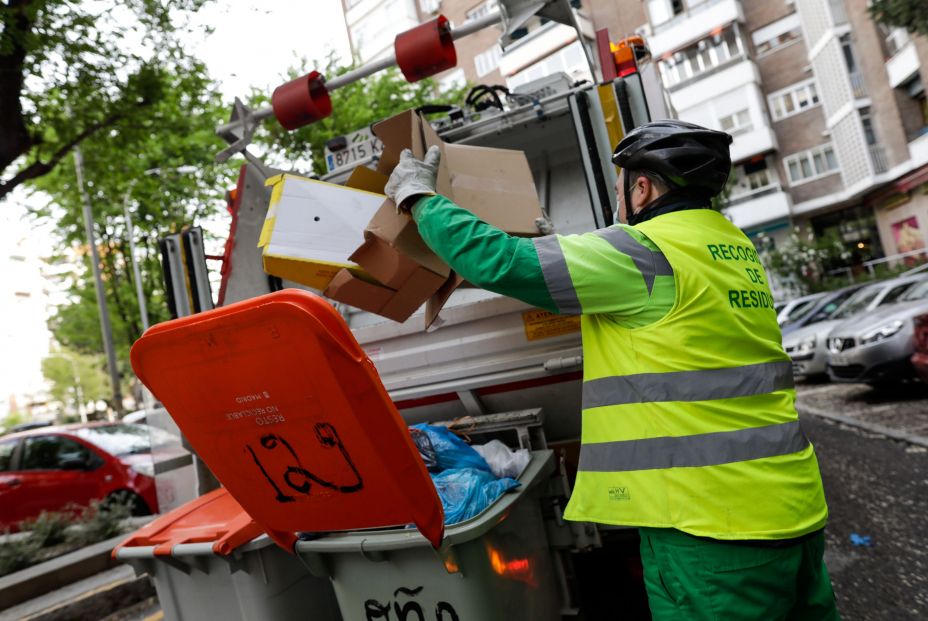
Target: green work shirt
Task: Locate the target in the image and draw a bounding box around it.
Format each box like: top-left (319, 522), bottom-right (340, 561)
top-left (411, 195), bottom-right (675, 327)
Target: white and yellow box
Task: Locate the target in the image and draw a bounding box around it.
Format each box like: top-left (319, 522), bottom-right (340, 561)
top-left (259, 173), bottom-right (385, 290)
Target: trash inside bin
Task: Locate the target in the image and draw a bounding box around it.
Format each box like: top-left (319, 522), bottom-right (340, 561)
top-left (114, 488), bottom-right (342, 621)
top-left (296, 450), bottom-right (560, 621)
top-left (128, 291), bottom-right (560, 619)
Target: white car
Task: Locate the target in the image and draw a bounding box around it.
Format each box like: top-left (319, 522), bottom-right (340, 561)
top-left (776, 292), bottom-right (826, 326)
top-left (784, 274), bottom-right (928, 378)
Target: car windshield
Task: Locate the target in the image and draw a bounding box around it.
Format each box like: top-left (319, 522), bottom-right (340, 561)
top-left (783, 299), bottom-right (819, 324)
top-left (71, 424), bottom-right (176, 456)
top-left (900, 280), bottom-right (928, 302)
top-left (831, 286), bottom-right (881, 319)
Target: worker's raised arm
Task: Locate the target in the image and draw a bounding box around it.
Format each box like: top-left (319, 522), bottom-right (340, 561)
top-left (386, 146), bottom-right (672, 322)
top-left (412, 195), bottom-right (672, 322)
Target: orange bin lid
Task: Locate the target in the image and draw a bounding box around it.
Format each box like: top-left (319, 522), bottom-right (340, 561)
top-left (129, 290), bottom-right (444, 552)
top-left (114, 487), bottom-right (264, 557)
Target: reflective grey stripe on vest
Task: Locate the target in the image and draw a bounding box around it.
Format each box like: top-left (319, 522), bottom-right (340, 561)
top-left (579, 420), bottom-right (809, 472)
top-left (583, 360), bottom-right (794, 409)
top-left (533, 235), bottom-right (582, 314)
top-left (594, 227), bottom-right (673, 295)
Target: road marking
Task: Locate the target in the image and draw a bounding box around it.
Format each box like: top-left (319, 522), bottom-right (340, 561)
top-left (142, 611), bottom-right (164, 621)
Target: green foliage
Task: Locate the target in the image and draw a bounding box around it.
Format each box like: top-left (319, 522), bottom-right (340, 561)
top-left (20, 510), bottom-right (71, 548)
top-left (0, 0), bottom-right (215, 198)
top-left (253, 55), bottom-right (469, 176)
top-left (41, 348), bottom-right (109, 417)
top-left (30, 64), bottom-right (234, 394)
top-left (1, 409), bottom-right (27, 431)
top-left (68, 498), bottom-right (132, 546)
top-left (711, 168), bottom-right (736, 212)
top-left (869, 0), bottom-right (928, 37)
top-left (0, 535), bottom-right (39, 577)
top-left (759, 230), bottom-right (853, 295)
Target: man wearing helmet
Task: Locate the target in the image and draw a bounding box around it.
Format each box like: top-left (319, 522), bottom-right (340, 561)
top-left (386, 120), bottom-right (840, 620)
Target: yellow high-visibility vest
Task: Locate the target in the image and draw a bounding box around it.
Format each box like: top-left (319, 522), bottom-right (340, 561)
top-left (561, 209), bottom-right (828, 540)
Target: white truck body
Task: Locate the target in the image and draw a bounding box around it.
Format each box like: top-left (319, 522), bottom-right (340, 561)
top-left (223, 79), bottom-right (650, 442)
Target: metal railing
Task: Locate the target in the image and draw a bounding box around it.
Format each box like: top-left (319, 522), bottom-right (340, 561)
top-left (868, 144), bottom-right (888, 174)
top-left (726, 184), bottom-right (782, 207)
top-left (828, 0), bottom-right (849, 25)
top-left (849, 71), bottom-right (867, 99)
top-left (653, 0), bottom-right (728, 33)
top-left (828, 249), bottom-right (928, 283)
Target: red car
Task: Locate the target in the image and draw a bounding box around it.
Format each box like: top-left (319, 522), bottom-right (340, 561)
top-left (0, 423), bottom-right (163, 530)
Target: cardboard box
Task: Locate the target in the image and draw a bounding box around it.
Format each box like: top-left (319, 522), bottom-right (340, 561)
top-left (323, 109), bottom-right (543, 327)
top-left (258, 174), bottom-right (384, 290)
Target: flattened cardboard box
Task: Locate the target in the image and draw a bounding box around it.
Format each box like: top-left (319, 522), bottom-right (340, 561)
top-left (325, 109), bottom-right (542, 327)
top-left (258, 174), bottom-right (383, 290)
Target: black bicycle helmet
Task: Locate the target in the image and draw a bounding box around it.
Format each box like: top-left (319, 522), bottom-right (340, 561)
top-left (612, 120), bottom-right (733, 207)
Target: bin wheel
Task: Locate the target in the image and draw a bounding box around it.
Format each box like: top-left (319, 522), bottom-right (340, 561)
top-left (104, 490), bottom-right (151, 517)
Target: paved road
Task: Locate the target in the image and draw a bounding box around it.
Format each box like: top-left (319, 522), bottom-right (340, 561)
top-left (802, 408), bottom-right (928, 620)
top-left (797, 381), bottom-right (928, 442)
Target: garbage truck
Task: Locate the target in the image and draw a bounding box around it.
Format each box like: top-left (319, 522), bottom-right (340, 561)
top-left (133, 1), bottom-right (676, 617)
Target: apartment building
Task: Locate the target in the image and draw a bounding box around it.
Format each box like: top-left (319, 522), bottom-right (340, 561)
top-left (341, 0), bottom-right (928, 262)
top-left (341, 0), bottom-right (595, 94)
top-left (586, 0), bottom-right (928, 263)
top-left (342, 0), bottom-right (424, 63)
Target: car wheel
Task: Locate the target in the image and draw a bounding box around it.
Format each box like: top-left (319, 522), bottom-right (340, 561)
top-left (104, 490), bottom-right (151, 517)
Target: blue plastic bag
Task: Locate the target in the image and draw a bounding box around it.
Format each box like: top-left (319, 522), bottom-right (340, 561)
top-left (410, 424), bottom-right (490, 472)
top-left (431, 468), bottom-right (520, 525)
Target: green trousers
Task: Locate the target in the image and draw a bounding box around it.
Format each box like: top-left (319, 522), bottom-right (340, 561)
top-left (639, 528), bottom-right (840, 621)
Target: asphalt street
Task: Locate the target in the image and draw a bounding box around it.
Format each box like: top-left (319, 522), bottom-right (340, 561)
top-left (799, 384), bottom-right (928, 621)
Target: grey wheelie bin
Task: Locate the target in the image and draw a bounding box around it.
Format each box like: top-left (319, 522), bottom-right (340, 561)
top-left (114, 488), bottom-right (342, 621)
top-left (296, 450), bottom-right (560, 621)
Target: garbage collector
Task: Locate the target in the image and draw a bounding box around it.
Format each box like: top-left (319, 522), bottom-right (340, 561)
top-left (384, 120), bottom-right (840, 620)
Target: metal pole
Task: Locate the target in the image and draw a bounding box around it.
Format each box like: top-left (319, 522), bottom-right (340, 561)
top-left (218, 10), bottom-right (507, 132)
top-left (122, 181), bottom-right (150, 332)
top-left (73, 146), bottom-right (123, 417)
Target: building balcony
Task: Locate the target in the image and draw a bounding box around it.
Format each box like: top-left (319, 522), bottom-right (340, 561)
top-left (668, 58), bottom-right (759, 110)
top-left (848, 71), bottom-right (867, 99)
top-left (886, 41), bottom-right (920, 89)
top-left (724, 185), bottom-right (791, 231)
top-left (498, 13), bottom-right (592, 78)
top-left (909, 132), bottom-right (928, 166)
top-left (730, 124), bottom-right (778, 163)
top-left (647, 0), bottom-right (743, 57)
top-left (869, 144), bottom-right (888, 175)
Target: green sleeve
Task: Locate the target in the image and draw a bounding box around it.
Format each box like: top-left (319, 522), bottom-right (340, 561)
top-left (411, 194), bottom-right (559, 312)
top-left (411, 195), bottom-right (675, 326)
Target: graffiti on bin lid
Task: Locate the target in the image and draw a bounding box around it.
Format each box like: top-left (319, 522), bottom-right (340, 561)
top-left (130, 290), bottom-right (444, 552)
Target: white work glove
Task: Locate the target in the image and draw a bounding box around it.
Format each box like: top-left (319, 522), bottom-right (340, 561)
top-left (384, 145), bottom-right (440, 213)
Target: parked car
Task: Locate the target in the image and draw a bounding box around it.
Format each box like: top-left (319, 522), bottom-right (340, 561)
top-left (776, 292), bottom-right (826, 326)
top-left (780, 284), bottom-right (865, 337)
top-left (826, 278), bottom-right (928, 384)
top-left (784, 274), bottom-right (928, 379)
top-left (911, 313), bottom-right (928, 383)
top-left (0, 423), bottom-right (169, 530)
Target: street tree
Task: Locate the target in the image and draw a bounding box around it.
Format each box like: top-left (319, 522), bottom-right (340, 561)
top-left (32, 64), bottom-right (232, 406)
top-left (0, 0), bottom-right (213, 201)
top-left (41, 348), bottom-right (109, 421)
top-left (869, 0), bottom-right (928, 37)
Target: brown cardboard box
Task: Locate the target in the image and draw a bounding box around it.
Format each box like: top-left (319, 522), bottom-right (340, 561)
top-left (324, 109), bottom-right (542, 327)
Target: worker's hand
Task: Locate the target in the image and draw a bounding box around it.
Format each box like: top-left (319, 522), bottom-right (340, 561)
top-left (385, 145), bottom-right (440, 213)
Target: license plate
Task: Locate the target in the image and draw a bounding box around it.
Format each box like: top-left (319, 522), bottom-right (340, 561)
top-left (830, 354), bottom-right (848, 366)
top-left (324, 127), bottom-right (384, 173)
